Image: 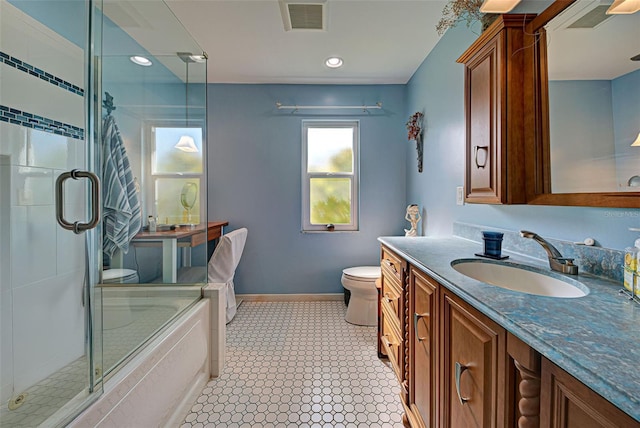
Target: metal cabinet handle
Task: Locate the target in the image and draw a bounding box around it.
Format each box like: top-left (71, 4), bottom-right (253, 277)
top-left (413, 312), bottom-right (429, 342)
top-left (383, 259), bottom-right (398, 273)
top-left (474, 145), bottom-right (489, 169)
top-left (455, 362), bottom-right (470, 405)
top-left (381, 334), bottom-right (397, 348)
top-left (56, 169), bottom-right (100, 234)
top-left (383, 292), bottom-right (395, 304)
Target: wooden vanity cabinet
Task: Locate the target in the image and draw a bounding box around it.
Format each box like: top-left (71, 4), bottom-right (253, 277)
top-left (396, 265), bottom-right (544, 428)
top-left (457, 15), bottom-right (535, 204)
top-left (540, 358), bottom-right (640, 428)
top-left (380, 246), bottom-right (638, 427)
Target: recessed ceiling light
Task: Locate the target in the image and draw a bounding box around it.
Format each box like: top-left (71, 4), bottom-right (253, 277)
top-left (325, 57), bottom-right (343, 68)
top-left (130, 56), bottom-right (152, 67)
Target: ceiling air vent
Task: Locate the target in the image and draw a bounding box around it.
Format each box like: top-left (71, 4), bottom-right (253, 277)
top-left (566, 4), bottom-right (612, 28)
top-left (279, 0), bottom-right (327, 31)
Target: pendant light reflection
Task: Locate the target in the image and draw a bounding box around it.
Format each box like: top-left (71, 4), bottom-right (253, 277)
top-left (606, 0), bottom-right (640, 14)
top-left (175, 52), bottom-right (205, 153)
top-left (174, 135), bottom-right (199, 152)
top-left (631, 131), bottom-right (640, 147)
top-left (480, 0), bottom-right (521, 13)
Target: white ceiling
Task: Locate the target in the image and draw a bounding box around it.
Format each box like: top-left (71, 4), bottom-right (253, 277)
top-left (545, 0), bottom-right (640, 80)
top-left (104, 0), bottom-right (638, 85)
top-left (162, 0), bottom-right (450, 84)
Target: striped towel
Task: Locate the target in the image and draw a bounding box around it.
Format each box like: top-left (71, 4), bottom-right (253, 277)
top-left (102, 114), bottom-right (141, 257)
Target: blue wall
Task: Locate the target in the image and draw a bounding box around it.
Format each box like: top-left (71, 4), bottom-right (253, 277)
top-left (405, 23), bottom-right (639, 251)
top-left (548, 80), bottom-right (616, 193)
top-left (207, 84), bottom-right (407, 294)
top-left (612, 69), bottom-right (640, 186)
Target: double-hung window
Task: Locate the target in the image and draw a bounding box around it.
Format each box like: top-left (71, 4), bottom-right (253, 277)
top-left (150, 125), bottom-right (203, 225)
top-left (302, 120), bottom-right (359, 232)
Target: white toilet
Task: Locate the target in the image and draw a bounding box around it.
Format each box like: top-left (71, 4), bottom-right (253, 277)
top-left (102, 268), bottom-right (139, 284)
top-left (341, 266), bottom-right (381, 326)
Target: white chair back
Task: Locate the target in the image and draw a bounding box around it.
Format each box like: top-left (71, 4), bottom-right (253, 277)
top-left (208, 228), bottom-right (248, 323)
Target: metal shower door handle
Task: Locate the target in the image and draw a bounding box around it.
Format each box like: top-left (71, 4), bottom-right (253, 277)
top-left (56, 169), bottom-right (101, 234)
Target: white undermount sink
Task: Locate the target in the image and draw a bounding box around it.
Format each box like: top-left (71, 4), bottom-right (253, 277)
top-left (451, 259), bottom-right (589, 298)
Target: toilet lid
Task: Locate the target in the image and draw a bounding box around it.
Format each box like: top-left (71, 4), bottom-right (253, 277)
top-left (103, 268), bottom-right (138, 281)
top-left (342, 266), bottom-right (381, 280)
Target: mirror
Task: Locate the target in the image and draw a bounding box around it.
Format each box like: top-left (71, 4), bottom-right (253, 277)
top-left (180, 182), bottom-right (198, 225)
top-left (528, 0), bottom-right (640, 206)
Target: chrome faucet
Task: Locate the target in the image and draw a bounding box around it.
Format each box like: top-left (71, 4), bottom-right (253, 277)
top-left (520, 230), bottom-right (578, 275)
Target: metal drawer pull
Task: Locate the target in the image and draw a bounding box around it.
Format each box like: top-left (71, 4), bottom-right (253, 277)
top-left (383, 259), bottom-right (398, 273)
top-left (55, 169), bottom-right (101, 234)
top-left (381, 335), bottom-right (397, 348)
top-left (455, 362), bottom-right (470, 405)
top-left (474, 145), bottom-right (489, 169)
top-left (413, 312), bottom-right (429, 342)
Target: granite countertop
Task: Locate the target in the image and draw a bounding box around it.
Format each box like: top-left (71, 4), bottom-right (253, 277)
top-left (378, 236), bottom-right (639, 422)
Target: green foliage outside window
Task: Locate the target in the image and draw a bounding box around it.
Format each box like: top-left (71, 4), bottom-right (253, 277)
top-left (309, 148), bottom-right (352, 224)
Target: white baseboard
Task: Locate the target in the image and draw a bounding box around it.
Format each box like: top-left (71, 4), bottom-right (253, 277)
top-left (236, 293), bottom-right (343, 302)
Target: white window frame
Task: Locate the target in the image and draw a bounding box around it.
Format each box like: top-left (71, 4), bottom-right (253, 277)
top-left (302, 120), bottom-right (359, 232)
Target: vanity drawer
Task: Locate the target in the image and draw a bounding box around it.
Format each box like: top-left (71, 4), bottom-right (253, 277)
top-left (381, 293), bottom-right (402, 340)
top-left (381, 315), bottom-right (403, 382)
top-left (380, 278), bottom-right (403, 323)
top-left (381, 247), bottom-right (403, 286)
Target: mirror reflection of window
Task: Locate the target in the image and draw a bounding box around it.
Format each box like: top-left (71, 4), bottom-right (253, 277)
top-left (545, 1), bottom-right (640, 193)
top-left (151, 126), bottom-right (203, 224)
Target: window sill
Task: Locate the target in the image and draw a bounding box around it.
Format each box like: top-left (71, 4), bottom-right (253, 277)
top-left (300, 230), bottom-right (360, 234)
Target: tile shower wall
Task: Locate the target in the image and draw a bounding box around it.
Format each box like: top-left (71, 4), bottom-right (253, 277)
top-left (0, 0), bottom-right (86, 402)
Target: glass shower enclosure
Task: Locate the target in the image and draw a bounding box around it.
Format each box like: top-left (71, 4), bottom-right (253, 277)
top-left (0, 0), bottom-right (208, 425)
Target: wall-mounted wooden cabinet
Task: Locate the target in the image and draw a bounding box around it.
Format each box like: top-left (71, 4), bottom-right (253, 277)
top-left (457, 15), bottom-right (535, 204)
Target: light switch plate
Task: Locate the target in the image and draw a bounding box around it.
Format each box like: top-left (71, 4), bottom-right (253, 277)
top-left (456, 186), bottom-right (464, 205)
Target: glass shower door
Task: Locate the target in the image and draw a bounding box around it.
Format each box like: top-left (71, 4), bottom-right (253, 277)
top-left (0, 0), bottom-right (103, 426)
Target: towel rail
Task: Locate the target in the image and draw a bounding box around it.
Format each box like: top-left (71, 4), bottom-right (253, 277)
top-left (275, 102), bottom-right (382, 112)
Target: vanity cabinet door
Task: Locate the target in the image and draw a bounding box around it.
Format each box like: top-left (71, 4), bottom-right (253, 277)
top-left (457, 15), bottom-right (534, 205)
top-left (407, 267), bottom-right (439, 428)
top-left (540, 358), bottom-right (640, 428)
top-left (441, 290), bottom-right (507, 428)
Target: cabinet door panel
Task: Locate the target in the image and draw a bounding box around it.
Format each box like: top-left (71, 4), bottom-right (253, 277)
top-left (465, 34), bottom-right (501, 203)
top-left (458, 15), bottom-right (532, 205)
top-left (441, 291), bottom-right (506, 428)
top-left (410, 268), bottom-right (438, 428)
top-left (468, 44), bottom-right (496, 193)
top-left (540, 358), bottom-right (640, 428)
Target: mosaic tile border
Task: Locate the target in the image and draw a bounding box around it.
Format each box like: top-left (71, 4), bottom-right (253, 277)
top-left (453, 222), bottom-right (624, 282)
top-left (0, 105), bottom-right (84, 140)
top-left (0, 51), bottom-right (84, 97)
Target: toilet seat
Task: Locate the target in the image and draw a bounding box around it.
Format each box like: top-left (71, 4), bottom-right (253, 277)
top-left (342, 266), bottom-right (380, 281)
top-left (341, 266), bottom-right (381, 326)
top-left (103, 268), bottom-right (139, 284)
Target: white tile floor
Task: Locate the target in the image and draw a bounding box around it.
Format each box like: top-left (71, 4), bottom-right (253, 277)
top-left (180, 300), bottom-right (405, 428)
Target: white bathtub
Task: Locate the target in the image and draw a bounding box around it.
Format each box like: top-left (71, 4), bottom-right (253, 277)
top-left (68, 283), bottom-right (226, 427)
